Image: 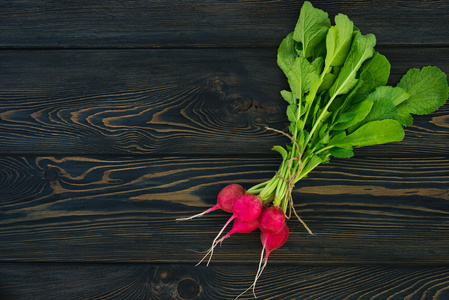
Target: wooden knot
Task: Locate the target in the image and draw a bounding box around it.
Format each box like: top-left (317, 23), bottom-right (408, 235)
top-left (210, 77), bottom-right (228, 97)
top-left (157, 265), bottom-right (173, 283)
top-left (177, 278), bottom-right (200, 299)
top-left (44, 168), bottom-right (58, 181)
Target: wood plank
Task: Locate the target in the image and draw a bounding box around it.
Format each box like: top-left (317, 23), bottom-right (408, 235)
top-left (1, 155), bottom-right (448, 264)
top-left (1, 0), bottom-right (448, 48)
top-left (0, 47), bottom-right (448, 156)
top-left (2, 263), bottom-right (449, 299)
top-left (2, 1), bottom-right (448, 298)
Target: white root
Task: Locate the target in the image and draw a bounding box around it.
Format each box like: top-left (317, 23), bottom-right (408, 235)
top-left (176, 206), bottom-right (216, 221)
top-left (196, 215), bottom-right (235, 267)
top-left (235, 240), bottom-right (268, 299)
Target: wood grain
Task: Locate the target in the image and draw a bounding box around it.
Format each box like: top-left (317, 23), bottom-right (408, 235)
top-left (1, 0), bottom-right (448, 48)
top-left (0, 47), bottom-right (448, 156)
top-left (1, 263), bottom-right (449, 299)
top-left (1, 155), bottom-right (448, 264)
top-left (1, 0), bottom-right (449, 298)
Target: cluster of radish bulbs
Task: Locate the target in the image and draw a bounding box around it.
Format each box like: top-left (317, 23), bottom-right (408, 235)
top-left (177, 184), bottom-right (289, 298)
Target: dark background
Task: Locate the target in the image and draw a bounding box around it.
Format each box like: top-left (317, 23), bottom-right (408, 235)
top-left (1, 1), bottom-right (449, 299)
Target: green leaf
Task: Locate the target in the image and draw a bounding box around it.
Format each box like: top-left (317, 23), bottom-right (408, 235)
top-left (352, 97), bottom-right (398, 130)
top-left (313, 38), bottom-right (328, 60)
top-left (286, 104), bottom-right (297, 122)
top-left (369, 86), bottom-right (410, 106)
top-left (329, 32), bottom-right (376, 98)
top-left (280, 90), bottom-right (294, 105)
top-left (339, 71), bottom-right (373, 107)
top-left (293, 1), bottom-right (331, 58)
top-left (277, 33), bottom-right (297, 76)
top-left (312, 56), bottom-right (324, 72)
top-left (350, 87), bottom-right (403, 129)
top-left (344, 52), bottom-right (391, 105)
top-left (332, 98), bottom-right (374, 130)
top-left (396, 66), bottom-right (449, 116)
top-left (288, 122), bottom-right (296, 136)
top-left (272, 145), bottom-right (288, 161)
top-left (299, 154), bottom-right (324, 178)
top-left (396, 110), bottom-right (414, 127)
top-left (324, 14), bottom-right (354, 70)
top-left (295, 119), bottom-right (305, 131)
top-left (318, 72), bottom-right (337, 93)
top-left (319, 123), bottom-right (329, 141)
top-left (297, 130), bottom-right (309, 152)
top-left (359, 52), bottom-right (391, 89)
top-left (330, 119), bottom-right (405, 148)
top-left (329, 147), bottom-right (354, 158)
top-left (287, 56), bottom-right (321, 105)
top-left (335, 111), bottom-right (355, 124)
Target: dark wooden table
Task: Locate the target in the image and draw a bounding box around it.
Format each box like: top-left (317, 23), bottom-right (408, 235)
top-left (1, 1), bottom-right (449, 299)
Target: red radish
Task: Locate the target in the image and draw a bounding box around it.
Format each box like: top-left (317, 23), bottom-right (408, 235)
top-left (196, 218), bottom-right (259, 266)
top-left (176, 184), bottom-right (244, 221)
top-left (221, 218), bottom-right (260, 238)
top-left (237, 224), bottom-right (289, 299)
top-left (258, 205), bottom-right (285, 234)
top-left (217, 184), bottom-right (246, 213)
top-left (232, 194), bottom-right (263, 223)
top-left (197, 193), bottom-right (263, 266)
top-left (261, 223), bottom-right (289, 260)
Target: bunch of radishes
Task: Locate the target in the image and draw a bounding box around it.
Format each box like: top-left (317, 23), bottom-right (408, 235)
top-left (175, 0), bottom-right (449, 297)
top-left (177, 183), bottom-right (290, 298)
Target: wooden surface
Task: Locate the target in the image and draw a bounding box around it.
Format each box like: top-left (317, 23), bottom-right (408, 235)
top-left (0, 1), bottom-right (448, 299)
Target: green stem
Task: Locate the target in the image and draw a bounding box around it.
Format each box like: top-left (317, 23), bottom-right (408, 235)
top-left (258, 174), bottom-right (279, 201)
top-left (305, 93), bottom-right (336, 147)
top-left (273, 162), bottom-right (289, 207)
top-left (246, 181), bottom-right (268, 194)
top-left (314, 145), bottom-right (334, 156)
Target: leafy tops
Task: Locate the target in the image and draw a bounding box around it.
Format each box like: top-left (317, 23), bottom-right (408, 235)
top-left (251, 1), bottom-right (449, 211)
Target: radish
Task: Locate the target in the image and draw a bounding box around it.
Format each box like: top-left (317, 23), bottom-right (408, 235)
top-left (176, 184), bottom-right (244, 221)
top-left (258, 205), bottom-right (285, 234)
top-left (197, 193), bottom-right (263, 266)
top-left (219, 218), bottom-right (260, 241)
top-left (196, 218), bottom-right (259, 266)
top-left (237, 224), bottom-right (289, 299)
top-left (261, 223), bottom-right (289, 260)
top-left (232, 194), bottom-right (263, 223)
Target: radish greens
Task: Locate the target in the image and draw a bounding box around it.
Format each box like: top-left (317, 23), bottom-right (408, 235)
top-left (246, 1), bottom-right (449, 219)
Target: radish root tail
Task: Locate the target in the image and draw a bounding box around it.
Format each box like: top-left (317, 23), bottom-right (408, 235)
top-left (236, 242), bottom-right (268, 299)
top-left (196, 215), bottom-right (235, 267)
top-left (176, 205), bottom-right (217, 222)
